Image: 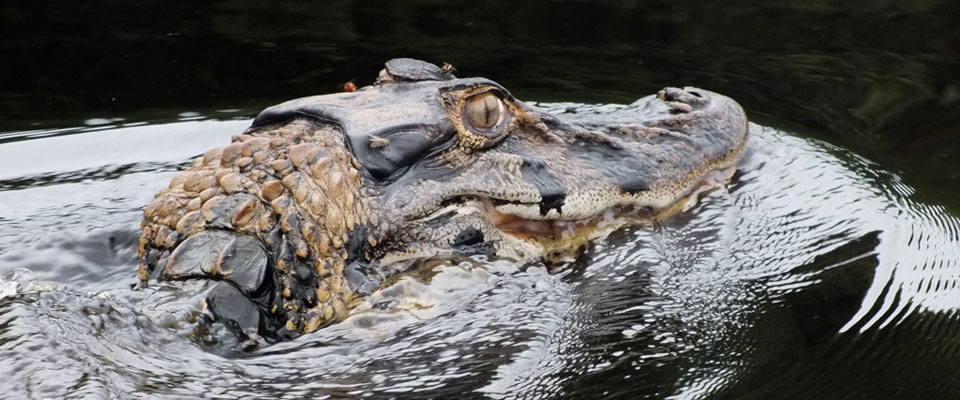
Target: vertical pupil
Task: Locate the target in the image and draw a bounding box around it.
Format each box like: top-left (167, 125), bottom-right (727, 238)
top-left (483, 96), bottom-right (495, 126)
top-left (468, 93), bottom-right (500, 129)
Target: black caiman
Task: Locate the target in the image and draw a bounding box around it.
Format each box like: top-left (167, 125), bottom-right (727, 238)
top-left (137, 59), bottom-right (749, 344)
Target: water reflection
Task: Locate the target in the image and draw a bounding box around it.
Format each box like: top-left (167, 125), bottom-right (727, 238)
top-left (1, 114), bottom-right (959, 398)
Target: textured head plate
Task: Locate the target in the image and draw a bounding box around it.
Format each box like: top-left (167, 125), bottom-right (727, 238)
top-left (382, 58), bottom-right (456, 82)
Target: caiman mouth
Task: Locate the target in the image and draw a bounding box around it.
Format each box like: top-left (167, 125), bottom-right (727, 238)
top-left (473, 199), bottom-right (649, 242)
top-left (435, 166), bottom-right (736, 253)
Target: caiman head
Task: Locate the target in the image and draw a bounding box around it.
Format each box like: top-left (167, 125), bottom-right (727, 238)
top-left (137, 58), bottom-right (749, 343)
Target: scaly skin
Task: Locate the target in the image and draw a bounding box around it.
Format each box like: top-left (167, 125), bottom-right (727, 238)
top-left (139, 120), bottom-right (376, 335)
top-left (137, 59), bottom-right (749, 342)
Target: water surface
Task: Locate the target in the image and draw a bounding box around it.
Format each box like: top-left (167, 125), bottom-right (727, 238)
top-left (2, 108), bottom-right (960, 398)
top-left (2, 1), bottom-right (959, 399)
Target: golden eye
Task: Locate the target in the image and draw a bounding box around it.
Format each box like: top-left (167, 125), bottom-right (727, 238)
top-left (464, 92), bottom-right (502, 130)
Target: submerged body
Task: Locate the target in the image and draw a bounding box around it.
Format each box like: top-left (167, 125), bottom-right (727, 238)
top-left (137, 59), bottom-right (749, 342)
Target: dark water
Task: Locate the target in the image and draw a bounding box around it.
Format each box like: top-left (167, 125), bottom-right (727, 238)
top-left (2, 1), bottom-right (960, 399)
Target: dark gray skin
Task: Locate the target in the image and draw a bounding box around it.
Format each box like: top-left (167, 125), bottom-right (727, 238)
top-left (137, 59), bottom-right (749, 344)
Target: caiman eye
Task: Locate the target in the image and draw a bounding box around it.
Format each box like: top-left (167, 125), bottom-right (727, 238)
top-left (464, 92), bottom-right (503, 131)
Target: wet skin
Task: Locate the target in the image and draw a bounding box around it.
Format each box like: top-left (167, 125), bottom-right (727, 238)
top-left (136, 59), bottom-right (749, 343)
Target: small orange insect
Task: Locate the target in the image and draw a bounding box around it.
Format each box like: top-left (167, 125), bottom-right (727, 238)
top-left (441, 62), bottom-right (457, 74)
top-left (342, 80), bottom-right (357, 92)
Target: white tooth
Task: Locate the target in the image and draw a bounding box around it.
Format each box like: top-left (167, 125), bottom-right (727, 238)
top-left (422, 203), bottom-right (469, 221)
top-left (494, 203), bottom-right (559, 220)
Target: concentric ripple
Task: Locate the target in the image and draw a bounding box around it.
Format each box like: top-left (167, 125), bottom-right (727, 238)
top-left (1, 112), bottom-right (959, 399)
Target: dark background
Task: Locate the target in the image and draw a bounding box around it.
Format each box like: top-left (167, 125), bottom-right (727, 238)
top-left (2, 0), bottom-right (958, 206)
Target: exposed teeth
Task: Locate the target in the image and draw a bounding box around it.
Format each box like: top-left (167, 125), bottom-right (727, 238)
top-left (460, 166), bottom-right (735, 243)
top-left (471, 199), bottom-right (628, 242)
top-left (491, 202), bottom-right (562, 220)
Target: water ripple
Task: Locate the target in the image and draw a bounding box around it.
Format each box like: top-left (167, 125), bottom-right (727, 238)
top-left (2, 118), bottom-right (960, 398)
